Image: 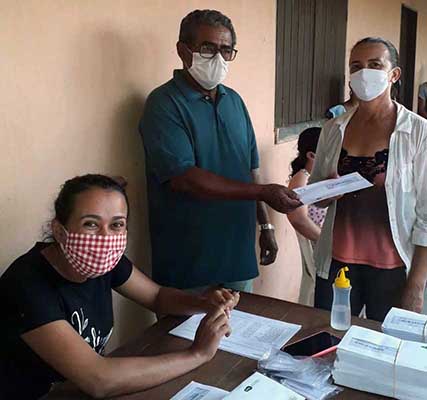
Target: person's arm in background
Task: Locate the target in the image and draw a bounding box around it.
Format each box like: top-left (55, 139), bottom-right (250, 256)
top-left (418, 97), bottom-right (427, 119)
top-left (417, 83), bottom-right (427, 119)
top-left (251, 168), bottom-right (278, 265)
top-left (287, 171), bottom-right (321, 241)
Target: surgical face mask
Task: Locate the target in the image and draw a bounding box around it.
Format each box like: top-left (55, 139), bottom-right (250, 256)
top-left (59, 228), bottom-right (127, 278)
top-left (187, 52), bottom-right (229, 90)
top-left (350, 68), bottom-right (391, 102)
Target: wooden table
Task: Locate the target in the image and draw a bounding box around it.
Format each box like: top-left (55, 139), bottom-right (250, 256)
top-left (44, 293), bottom-right (390, 399)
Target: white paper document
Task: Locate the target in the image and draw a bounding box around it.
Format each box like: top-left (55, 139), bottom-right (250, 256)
top-left (223, 372), bottom-right (304, 400)
top-left (169, 310), bottom-right (301, 360)
top-left (170, 381), bottom-right (229, 400)
top-left (293, 172), bottom-right (373, 205)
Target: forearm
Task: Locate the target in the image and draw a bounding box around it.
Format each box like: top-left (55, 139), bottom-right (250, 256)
top-left (288, 214), bottom-right (321, 241)
top-left (99, 349), bottom-right (205, 398)
top-left (417, 99), bottom-right (427, 118)
top-left (154, 287), bottom-right (207, 316)
top-left (257, 200), bottom-right (270, 224)
top-left (253, 168), bottom-right (271, 224)
top-left (408, 245), bottom-right (427, 288)
top-left (170, 167), bottom-right (263, 200)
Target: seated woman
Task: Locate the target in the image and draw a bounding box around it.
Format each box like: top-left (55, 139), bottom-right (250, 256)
top-left (0, 174), bottom-right (239, 399)
top-left (287, 127), bottom-right (326, 306)
top-left (311, 37), bottom-right (427, 321)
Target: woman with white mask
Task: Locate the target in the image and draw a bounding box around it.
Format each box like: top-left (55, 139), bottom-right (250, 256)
top-left (310, 37), bottom-right (427, 321)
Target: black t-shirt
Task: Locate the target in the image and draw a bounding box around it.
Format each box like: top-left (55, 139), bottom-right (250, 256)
top-left (0, 242), bottom-right (133, 399)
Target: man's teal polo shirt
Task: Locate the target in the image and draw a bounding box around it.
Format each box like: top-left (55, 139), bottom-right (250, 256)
top-left (139, 70), bottom-right (259, 289)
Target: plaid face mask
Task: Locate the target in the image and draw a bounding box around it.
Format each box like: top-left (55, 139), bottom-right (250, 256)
top-left (59, 229), bottom-right (127, 278)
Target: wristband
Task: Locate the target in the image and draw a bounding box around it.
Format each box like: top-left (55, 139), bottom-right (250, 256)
top-left (259, 223), bottom-right (275, 231)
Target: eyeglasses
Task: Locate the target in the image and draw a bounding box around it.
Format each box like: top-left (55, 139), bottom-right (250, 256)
top-left (195, 43), bottom-right (238, 62)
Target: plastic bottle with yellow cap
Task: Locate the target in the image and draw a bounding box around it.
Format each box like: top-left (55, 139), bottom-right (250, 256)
top-left (331, 266), bottom-right (352, 331)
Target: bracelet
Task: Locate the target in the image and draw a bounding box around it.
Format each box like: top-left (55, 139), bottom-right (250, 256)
top-left (259, 223), bottom-right (275, 231)
top-left (301, 168), bottom-right (310, 178)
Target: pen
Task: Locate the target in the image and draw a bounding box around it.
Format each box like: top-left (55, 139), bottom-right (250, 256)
top-left (311, 344), bottom-right (338, 358)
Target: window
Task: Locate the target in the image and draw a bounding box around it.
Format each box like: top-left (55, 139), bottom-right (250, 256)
top-left (275, 0), bottom-right (348, 142)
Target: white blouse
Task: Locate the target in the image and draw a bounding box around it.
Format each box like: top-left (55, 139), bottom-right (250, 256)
top-left (310, 102), bottom-right (427, 278)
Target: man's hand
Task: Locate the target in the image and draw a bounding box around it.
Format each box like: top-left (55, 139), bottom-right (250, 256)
top-left (401, 279), bottom-right (425, 313)
top-left (259, 229), bottom-right (278, 265)
top-left (260, 184), bottom-right (302, 214)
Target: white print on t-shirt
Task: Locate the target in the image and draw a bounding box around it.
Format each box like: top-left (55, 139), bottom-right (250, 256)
top-left (71, 308), bottom-right (112, 355)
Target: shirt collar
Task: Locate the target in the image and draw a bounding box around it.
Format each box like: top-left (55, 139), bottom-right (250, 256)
top-left (333, 101), bottom-right (412, 135)
top-left (173, 69), bottom-right (227, 102)
top-left (394, 102), bottom-right (412, 134)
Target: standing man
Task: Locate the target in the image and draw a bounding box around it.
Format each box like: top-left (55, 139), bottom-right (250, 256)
top-left (139, 9), bottom-right (300, 292)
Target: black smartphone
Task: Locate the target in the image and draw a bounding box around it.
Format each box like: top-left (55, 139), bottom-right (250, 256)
top-left (281, 331), bottom-right (341, 357)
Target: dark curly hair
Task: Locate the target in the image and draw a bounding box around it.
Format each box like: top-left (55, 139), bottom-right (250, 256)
top-left (179, 9), bottom-right (236, 47)
top-left (290, 127), bottom-right (322, 177)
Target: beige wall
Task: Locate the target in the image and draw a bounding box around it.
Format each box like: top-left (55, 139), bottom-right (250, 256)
top-left (0, 0), bottom-right (301, 349)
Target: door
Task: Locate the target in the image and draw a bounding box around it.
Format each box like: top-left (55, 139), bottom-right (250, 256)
top-left (399, 6), bottom-right (417, 110)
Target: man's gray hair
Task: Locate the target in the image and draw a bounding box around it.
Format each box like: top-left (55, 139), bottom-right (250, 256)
top-left (179, 9), bottom-right (236, 47)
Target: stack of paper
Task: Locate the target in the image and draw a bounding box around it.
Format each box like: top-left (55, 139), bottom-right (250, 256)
top-left (382, 307), bottom-right (427, 342)
top-left (169, 310), bottom-right (301, 360)
top-left (395, 340), bottom-right (427, 399)
top-left (332, 325), bottom-right (427, 399)
top-left (171, 373), bottom-right (304, 400)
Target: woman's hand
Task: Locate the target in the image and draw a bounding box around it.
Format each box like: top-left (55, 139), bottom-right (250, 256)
top-left (190, 307), bottom-right (231, 362)
top-left (401, 279), bottom-right (425, 313)
top-left (202, 287), bottom-right (240, 317)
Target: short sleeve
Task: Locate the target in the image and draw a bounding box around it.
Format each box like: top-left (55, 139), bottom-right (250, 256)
top-left (240, 99), bottom-right (259, 170)
top-left (111, 255), bottom-right (133, 288)
top-left (418, 83), bottom-right (427, 101)
top-left (139, 91), bottom-right (195, 183)
top-left (12, 278), bottom-right (65, 335)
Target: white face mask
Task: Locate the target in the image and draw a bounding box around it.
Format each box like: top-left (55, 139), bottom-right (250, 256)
top-left (187, 52), bottom-right (229, 90)
top-left (350, 68), bottom-right (391, 102)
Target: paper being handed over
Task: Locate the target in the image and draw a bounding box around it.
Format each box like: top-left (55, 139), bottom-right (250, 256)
top-left (293, 172), bottom-right (373, 205)
top-left (169, 310), bottom-right (301, 360)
